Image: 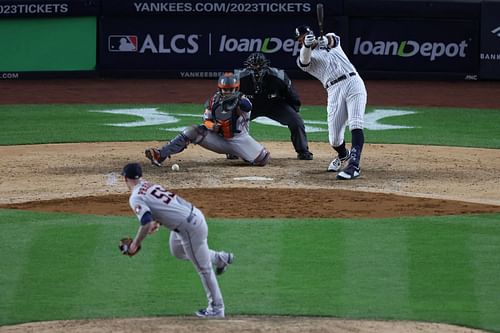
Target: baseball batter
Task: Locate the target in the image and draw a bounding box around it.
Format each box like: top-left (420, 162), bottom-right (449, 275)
top-left (295, 25), bottom-right (367, 180)
top-left (121, 163), bottom-right (234, 318)
top-left (145, 73), bottom-right (270, 167)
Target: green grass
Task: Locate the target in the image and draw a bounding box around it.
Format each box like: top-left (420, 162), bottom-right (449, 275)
top-left (1, 104), bottom-right (500, 148)
top-left (2, 102), bottom-right (500, 331)
top-left (1, 209), bottom-right (499, 332)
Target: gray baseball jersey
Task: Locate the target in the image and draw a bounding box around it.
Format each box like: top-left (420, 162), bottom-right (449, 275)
top-left (297, 33), bottom-right (367, 147)
top-left (129, 180), bottom-right (231, 314)
top-left (156, 92), bottom-right (270, 166)
top-left (201, 93), bottom-right (269, 164)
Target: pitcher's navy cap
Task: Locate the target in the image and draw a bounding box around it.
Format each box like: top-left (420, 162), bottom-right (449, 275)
top-left (121, 163), bottom-right (142, 179)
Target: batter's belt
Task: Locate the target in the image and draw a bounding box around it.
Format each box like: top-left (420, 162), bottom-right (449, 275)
top-left (324, 72), bottom-right (356, 89)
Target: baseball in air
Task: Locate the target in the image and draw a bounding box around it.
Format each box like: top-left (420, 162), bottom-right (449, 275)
top-left (171, 163), bottom-right (180, 171)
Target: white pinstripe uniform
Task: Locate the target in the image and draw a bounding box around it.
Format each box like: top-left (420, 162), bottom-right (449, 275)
top-left (128, 180), bottom-right (232, 317)
top-left (296, 31), bottom-right (367, 177)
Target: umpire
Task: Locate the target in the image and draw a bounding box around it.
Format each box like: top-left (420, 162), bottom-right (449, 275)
top-left (235, 52), bottom-right (313, 160)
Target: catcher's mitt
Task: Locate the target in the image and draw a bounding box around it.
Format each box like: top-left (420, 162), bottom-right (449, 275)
top-left (119, 237), bottom-right (141, 256)
top-left (221, 91), bottom-right (242, 112)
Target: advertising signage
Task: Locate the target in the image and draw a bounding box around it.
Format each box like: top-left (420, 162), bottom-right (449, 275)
top-left (99, 16), bottom-right (335, 77)
top-left (101, 0), bottom-right (343, 17)
top-left (0, 0), bottom-right (98, 18)
top-left (0, 17), bottom-right (96, 74)
top-left (349, 18), bottom-right (479, 77)
top-left (479, 1), bottom-right (500, 79)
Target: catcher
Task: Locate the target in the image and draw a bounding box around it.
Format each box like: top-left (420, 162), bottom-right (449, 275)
top-left (119, 162), bottom-right (234, 318)
top-left (145, 72), bottom-right (271, 167)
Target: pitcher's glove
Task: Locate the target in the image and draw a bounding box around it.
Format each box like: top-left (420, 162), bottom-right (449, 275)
top-left (119, 237), bottom-right (141, 256)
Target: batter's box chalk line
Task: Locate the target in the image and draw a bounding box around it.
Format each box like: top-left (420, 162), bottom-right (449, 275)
top-left (233, 176), bottom-right (274, 181)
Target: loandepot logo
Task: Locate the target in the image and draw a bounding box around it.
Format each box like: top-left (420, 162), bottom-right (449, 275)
top-left (218, 35), bottom-right (300, 56)
top-left (353, 37), bottom-right (468, 61)
top-left (90, 108), bottom-right (416, 131)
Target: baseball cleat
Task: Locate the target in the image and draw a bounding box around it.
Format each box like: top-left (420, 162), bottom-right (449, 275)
top-left (336, 163), bottom-right (360, 180)
top-left (195, 308), bottom-right (225, 318)
top-left (297, 151), bottom-right (314, 160)
top-left (327, 149), bottom-right (350, 172)
top-left (226, 153), bottom-right (239, 160)
top-left (216, 252), bottom-right (234, 276)
top-left (145, 148), bottom-right (163, 167)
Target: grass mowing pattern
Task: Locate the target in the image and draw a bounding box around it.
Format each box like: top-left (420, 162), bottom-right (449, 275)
top-left (0, 104), bottom-right (500, 148)
top-left (1, 209), bottom-right (499, 332)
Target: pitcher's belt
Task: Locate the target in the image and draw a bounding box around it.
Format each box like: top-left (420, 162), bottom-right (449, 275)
top-left (173, 204), bottom-right (195, 233)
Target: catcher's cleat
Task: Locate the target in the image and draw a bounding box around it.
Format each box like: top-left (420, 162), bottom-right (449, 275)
top-left (336, 162), bottom-right (360, 180)
top-left (327, 149), bottom-right (350, 172)
top-left (195, 308), bottom-right (225, 318)
top-left (145, 148), bottom-right (163, 167)
top-left (226, 153), bottom-right (239, 160)
top-left (297, 151), bottom-right (314, 160)
top-left (216, 252), bottom-right (234, 276)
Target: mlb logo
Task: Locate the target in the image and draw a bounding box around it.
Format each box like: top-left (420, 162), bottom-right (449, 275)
top-left (108, 35), bottom-right (138, 52)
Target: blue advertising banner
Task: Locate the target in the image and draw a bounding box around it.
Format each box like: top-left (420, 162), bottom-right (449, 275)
top-left (479, 0), bottom-right (500, 79)
top-left (99, 15), bottom-right (346, 77)
top-left (349, 18), bottom-right (479, 77)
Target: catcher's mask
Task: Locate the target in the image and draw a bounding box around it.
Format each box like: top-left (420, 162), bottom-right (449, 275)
top-left (294, 25), bottom-right (313, 40)
top-left (122, 163), bottom-right (142, 179)
top-left (218, 72), bottom-right (240, 95)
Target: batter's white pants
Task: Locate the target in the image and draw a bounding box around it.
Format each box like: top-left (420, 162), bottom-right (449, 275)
top-left (326, 76), bottom-right (367, 147)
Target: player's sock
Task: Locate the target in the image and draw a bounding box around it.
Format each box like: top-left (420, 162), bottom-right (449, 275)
top-left (333, 141), bottom-right (349, 159)
top-left (350, 129), bottom-right (364, 165)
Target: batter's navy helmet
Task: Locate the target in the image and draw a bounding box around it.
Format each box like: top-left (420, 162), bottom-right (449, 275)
top-left (294, 25), bottom-right (313, 39)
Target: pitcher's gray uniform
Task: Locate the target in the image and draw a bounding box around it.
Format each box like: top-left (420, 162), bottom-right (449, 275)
top-left (145, 73), bottom-right (270, 167)
top-left (122, 163), bottom-right (233, 318)
top-left (295, 25), bottom-right (367, 180)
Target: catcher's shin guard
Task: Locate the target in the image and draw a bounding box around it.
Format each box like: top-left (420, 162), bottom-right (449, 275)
top-left (163, 133), bottom-right (190, 156)
top-left (252, 148), bottom-right (271, 166)
top-left (182, 125), bottom-right (208, 144)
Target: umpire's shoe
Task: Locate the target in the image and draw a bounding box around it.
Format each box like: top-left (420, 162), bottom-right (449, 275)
top-left (216, 252), bottom-right (234, 276)
top-left (327, 149), bottom-right (350, 172)
top-left (145, 148), bottom-right (164, 167)
top-left (297, 151), bottom-right (314, 160)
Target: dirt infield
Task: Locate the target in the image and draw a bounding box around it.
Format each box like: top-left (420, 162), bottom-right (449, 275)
top-left (0, 78), bottom-right (499, 333)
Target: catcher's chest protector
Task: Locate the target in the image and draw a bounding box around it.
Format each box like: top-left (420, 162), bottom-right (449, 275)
top-left (211, 94), bottom-right (241, 138)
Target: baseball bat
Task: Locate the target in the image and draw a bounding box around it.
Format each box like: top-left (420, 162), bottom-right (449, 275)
top-left (316, 3), bottom-right (324, 37)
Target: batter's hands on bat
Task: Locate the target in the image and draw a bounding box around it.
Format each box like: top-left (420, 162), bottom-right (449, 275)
top-left (303, 33), bottom-right (316, 48)
top-left (318, 35), bottom-right (328, 48)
